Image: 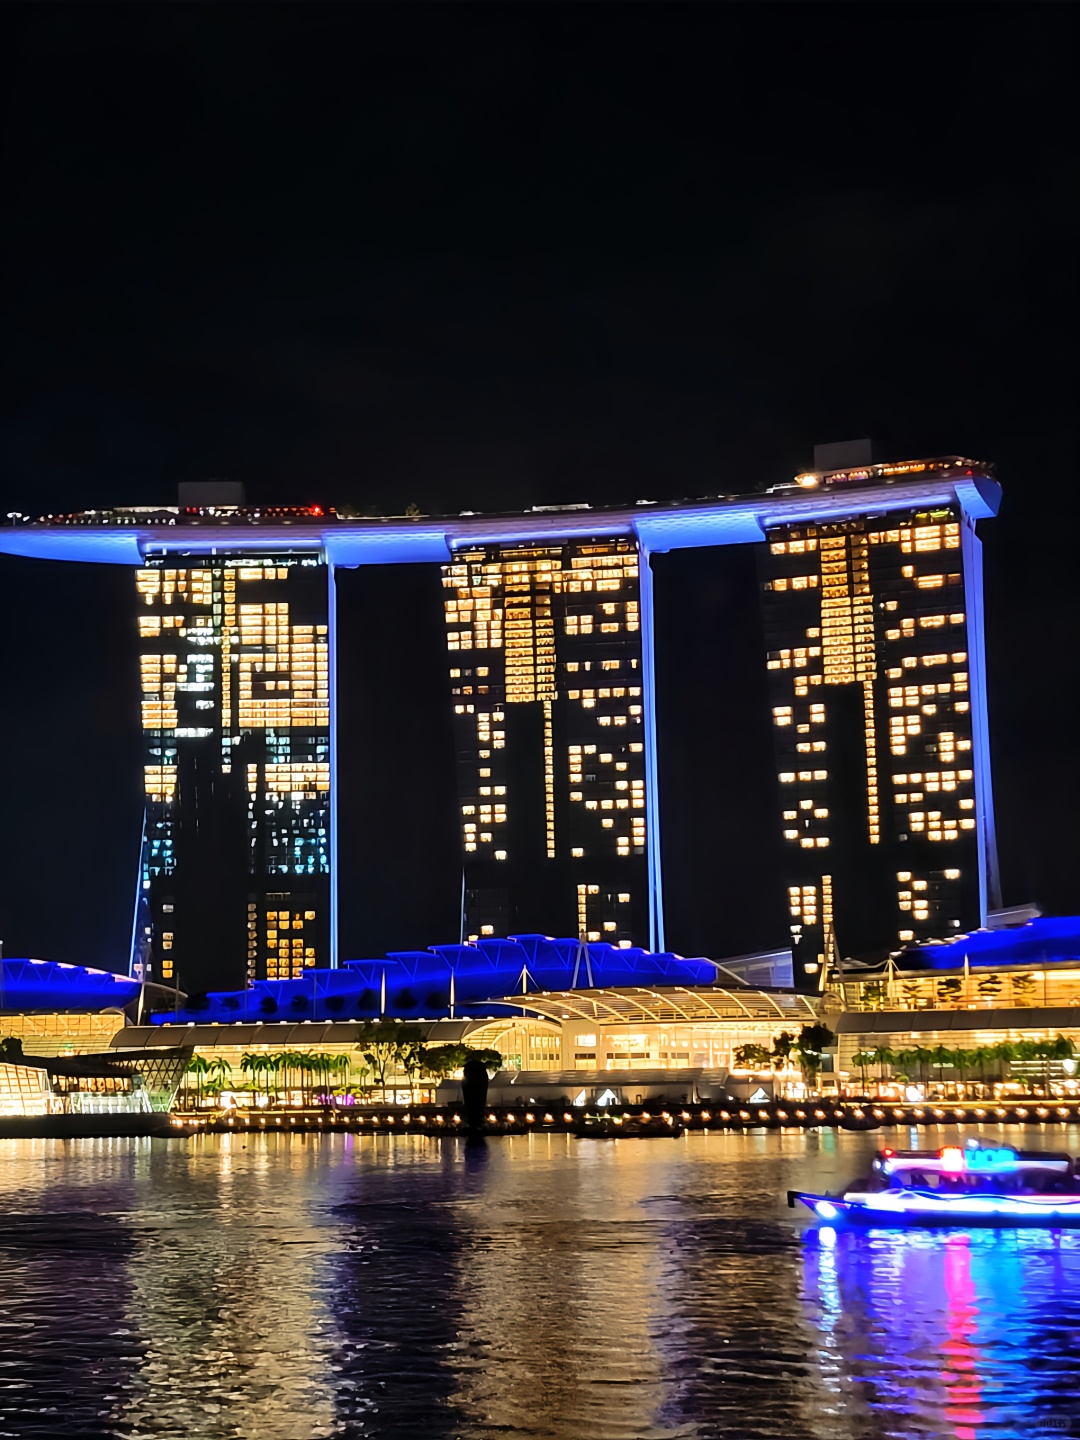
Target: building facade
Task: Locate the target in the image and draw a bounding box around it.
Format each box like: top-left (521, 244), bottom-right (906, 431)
top-left (135, 549), bottom-right (331, 991)
top-left (759, 477), bottom-right (999, 988)
top-left (442, 538), bottom-right (651, 945)
top-left (0, 456), bottom-right (1001, 988)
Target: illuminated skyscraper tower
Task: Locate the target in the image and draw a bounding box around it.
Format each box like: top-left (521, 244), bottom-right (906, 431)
top-left (442, 538), bottom-right (655, 947)
top-left (135, 551), bottom-right (331, 991)
top-left (1, 456), bottom-right (999, 985)
top-left (760, 460), bottom-right (999, 989)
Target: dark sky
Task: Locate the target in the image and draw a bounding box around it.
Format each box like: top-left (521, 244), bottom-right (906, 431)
top-left (0, 4), bottom-right (1075, 971)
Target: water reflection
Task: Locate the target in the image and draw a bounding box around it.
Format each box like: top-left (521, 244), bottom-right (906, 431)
top-left (117, 1134), bottom-right (339, 1439)
top-left (802, 1223), bottom-right (1080, 1438)
top-left (1, 1129), bottom-right (1079, 1439)
top-left (0, 1139), bottom-right (145, 1436)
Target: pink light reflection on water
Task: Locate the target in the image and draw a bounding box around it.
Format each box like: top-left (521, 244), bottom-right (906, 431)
top-left (941, 1234), bottom-right (985, 1440)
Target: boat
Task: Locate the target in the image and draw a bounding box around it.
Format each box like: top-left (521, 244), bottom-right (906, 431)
top-left (788, 1141), bottom-right (1080, 1227)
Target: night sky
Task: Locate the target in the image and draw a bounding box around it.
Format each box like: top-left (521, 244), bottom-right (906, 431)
top-left (0, 4), bottom-right (1074, 973)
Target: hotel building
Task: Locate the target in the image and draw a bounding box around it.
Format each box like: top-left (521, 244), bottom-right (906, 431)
top-left (443, 538), bottom-right (648, 946)
top-left (759, 462), bottom-right (999, 988)
top-left (135, 541), bottom-right (331, 992)
top-left (0, 454), bottom-right (1000, 988)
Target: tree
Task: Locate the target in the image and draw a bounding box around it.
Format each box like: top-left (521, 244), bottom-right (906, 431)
top-left (850, 1051), bottom-right (875, 1090)
top-left (733, 1043), bottom-right (772, 1070)
top-left (1052, 1035), bottom-right (1076, 1094)
top-left (469, 1048), bottom-right (503, 1073)
top-left (932, 1044), bottom-right (956, 1086)
top-left (422, 1045), bottom-right (503, 1083)
top-left (307, 1052), bottom-right (335, 1100)
top-left (241, 1051), bottom-right (269, 1094)
top-left (265, 1051), bottom-right (285, 1096)
top-left (204, 1057), bottom-right (233, 1097)
top-left (397, 1032), bottom-right (428, 1103)
top-left (794, 1024), bottom-right (836, 1090)
top-left (991, 1040), bottom-right (1015, 1084)
top-left (421, 1043), bottom-right (471, 1080)
top-left (962, 1047), bottom-right (985, 1089)
top-left (0, 1036), bottom-right (24, 1062)
top-left (357, 1020), bottom-right (424, 1102)
top-left (279, 1049), bottom-right (305, 1095)
top-left (870, 1045), bottom-right (897, 1080)
top-left (185, 1054), bottom-right (209, 1106)
top-left (771, 1031), bottom-right (797, 1069)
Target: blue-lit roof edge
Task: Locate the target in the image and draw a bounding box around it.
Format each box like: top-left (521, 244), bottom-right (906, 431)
top-left (0, 474), bottom-right (1002, 565)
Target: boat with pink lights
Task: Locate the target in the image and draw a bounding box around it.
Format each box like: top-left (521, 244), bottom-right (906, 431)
top-left (789, 1142), bottom-right (1080, 1227)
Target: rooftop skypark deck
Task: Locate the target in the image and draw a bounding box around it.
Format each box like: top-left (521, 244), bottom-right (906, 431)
top-left (1, 457), bottom-right (1000, 566)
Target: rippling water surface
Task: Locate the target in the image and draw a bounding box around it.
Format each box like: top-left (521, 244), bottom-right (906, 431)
top-left (2, 1127), bottom-right (1080, 1439)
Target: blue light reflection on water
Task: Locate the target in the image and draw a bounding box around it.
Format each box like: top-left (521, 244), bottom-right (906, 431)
top-left (801, 1221), bottom-right (1080, 1439)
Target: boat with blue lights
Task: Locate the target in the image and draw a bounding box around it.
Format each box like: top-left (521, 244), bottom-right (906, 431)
top-left (788, 1141), bottom-right (1080, 1227)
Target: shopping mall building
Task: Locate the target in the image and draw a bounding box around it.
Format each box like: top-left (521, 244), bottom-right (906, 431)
top-left (4, 916), bottom-right (1080, 1107)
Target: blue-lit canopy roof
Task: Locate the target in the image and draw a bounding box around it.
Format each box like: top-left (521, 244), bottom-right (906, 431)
top-left (150, 936), bottom-right (725, 1024)
top-left (0, 959), bottom-right (140, 1012)
top-left (900, 918), bottom-right (1080, 971)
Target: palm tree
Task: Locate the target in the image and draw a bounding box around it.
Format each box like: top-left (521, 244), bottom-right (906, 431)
top-left (185, 1055), bottom-right (209, 1108)
top-left (265, 1051), bottom-right (285, 1100)
top-left (307, 1052), bottom-right (334, 1101)
top-left (850, 1051), bottom-right (874, 1092)
top-left (329, 1052), bottom-right (352, 1089)
top-left (241, 1051), bottom-right (268, 1095)
top-left (893, 1048), bottom-right (915, 1081)
top-left (352, 1061), bottom-right (372, 1100)
top-left (204, 1057), bottom-right (233, 1098)
top-left (278, 1049), bottom-right (301, 1096)
top-left (870, 1045), bottom-right (897, 1083)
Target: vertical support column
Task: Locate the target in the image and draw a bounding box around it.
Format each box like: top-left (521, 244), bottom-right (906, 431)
top-left (961, 517), bottom-right (1001, 920)
top-left (327, 559), bottom-right (339, 968)
top-left (128, 812), bottom-right (147, 978)
top-left (637, 542), bottom-right (665, 952)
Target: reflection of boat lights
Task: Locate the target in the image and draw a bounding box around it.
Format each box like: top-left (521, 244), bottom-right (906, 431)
top-left (815, 1200), bottom-right (840, 1220)
top-left (943, 1235), bottom-right (984, 1438)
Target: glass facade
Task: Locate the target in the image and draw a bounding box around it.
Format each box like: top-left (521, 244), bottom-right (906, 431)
top-left (761, 504), bottom-right (996, 988)
top-left (136, 554), bottom-right (331, 991)
top-left (442, 539), bottom-right (649, 945)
